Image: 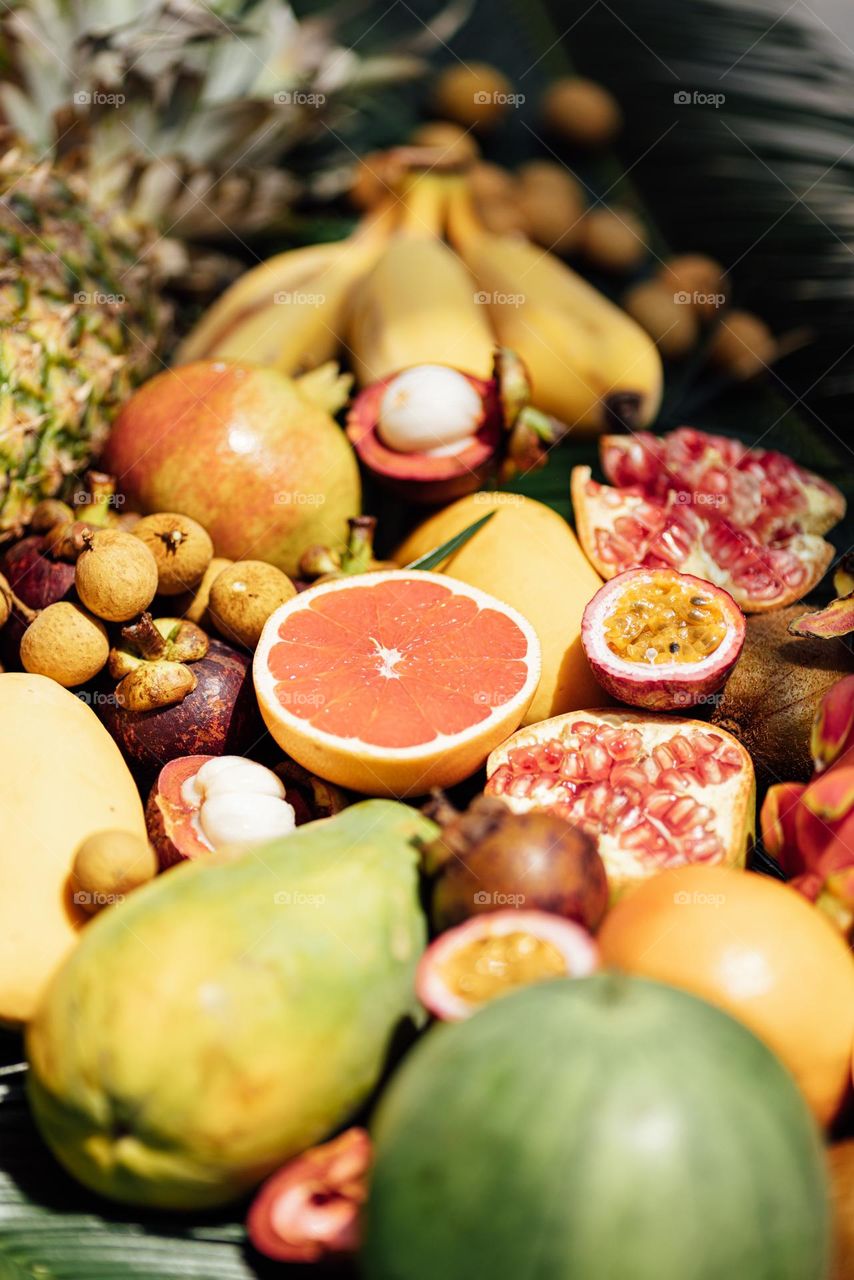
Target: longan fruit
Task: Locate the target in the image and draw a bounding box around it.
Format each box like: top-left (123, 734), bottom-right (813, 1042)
top-left (476, 196), bottom-right (529, 235)
top-left (657, 254), bottom-right (728, 321)
top-left (349, 151), bottom-right (405, 210)
top-left (408, 121), bottom-right (480, 165)
top-left (622, 280), bottom-right (700, 359)
top-left (21, 602), bottom-right (109, 687)
top-left (133, 512), bottom-right (214, 596)
top-left (75, 528), bottom-right (159, 622)
top-left (208, 560), bottom-right (296, 651)
top-left (708, 310), bottom-right (776, 380)
top-left (469, 161), bottom-right (517, 204)
top-left (540, 77), bottom-right (622, 148)
top-left (517, 164), bottom-right (586, 252)
top-left (180, 556), bottom-right (234, 626)
top-left (71, 829), bottom-right (158, 914)
top-left (432, 62), bottom-right (514, 131)
top-left (579, 206), bottom-right (648, 272)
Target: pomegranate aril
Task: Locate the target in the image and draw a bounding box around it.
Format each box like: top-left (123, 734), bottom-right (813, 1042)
top-left (669, 735), bottom-right (696, 764)
top-left (653, 744), bottom-right (676, 771)
top-left (657, 768), bottom-right (689, 792)
top-left (696, 755), bottom-right (723, 785)
top-left (582, 744), bottom-right (611, 781)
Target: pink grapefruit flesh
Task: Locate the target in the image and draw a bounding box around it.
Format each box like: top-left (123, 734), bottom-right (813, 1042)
top-left (254, 571), bottom-right (540, 797)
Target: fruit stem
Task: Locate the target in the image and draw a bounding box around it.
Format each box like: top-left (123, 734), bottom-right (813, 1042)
top-left (80, 471), bottom-right (117, 527)
top-left (340, 517), bottom-right (379, 574)
top-left (121, 612), bottom-right (168, 660)
top-left (397, 172), bottom-right (446, 237)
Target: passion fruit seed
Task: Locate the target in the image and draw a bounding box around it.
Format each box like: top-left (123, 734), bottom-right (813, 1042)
top-left (133, 512), bottom-right (214, 596)
top-left (20, 601), bottom-right (109, 687)
top-left (209, 560), bottom-right (296, 650)
top-left (378, 366), bottom-right (483, 455)
top-left (440, 932), bottom-right (567, 1004)
top-left (603, 579), bottom-right (727, 664)
top-left (71, 829), bottom-right (158, 914)
top-left (75, 528), bottom-right (159, 622)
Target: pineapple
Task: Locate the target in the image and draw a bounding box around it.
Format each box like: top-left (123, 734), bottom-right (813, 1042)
top-left (0, 0), bottom-right (424, 538)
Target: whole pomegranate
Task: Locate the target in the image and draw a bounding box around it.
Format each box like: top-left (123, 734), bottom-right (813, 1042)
top-left (423, 793), bottom-right (609, 933)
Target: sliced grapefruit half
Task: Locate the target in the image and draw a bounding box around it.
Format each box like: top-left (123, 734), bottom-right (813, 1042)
top-left (254, 570), bottom-right (541, 797)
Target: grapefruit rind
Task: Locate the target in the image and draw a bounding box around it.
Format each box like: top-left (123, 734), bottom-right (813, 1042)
top-left (254, 570), bottom-right (541, 797)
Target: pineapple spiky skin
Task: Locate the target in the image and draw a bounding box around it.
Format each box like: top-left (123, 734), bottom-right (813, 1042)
top-left (0, 149), bottom-right (171, 538)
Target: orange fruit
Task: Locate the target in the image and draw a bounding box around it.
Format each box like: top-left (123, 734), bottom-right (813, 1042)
top-left (254, 570), bottom-right (540, 797)
top-left (599, 864), bottom-right (854, 1125)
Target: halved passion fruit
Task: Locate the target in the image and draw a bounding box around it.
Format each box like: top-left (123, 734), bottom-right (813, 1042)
top-left (582, 568), bottom-right (745, 711)
top-left (416, 909), bottom-right (599, 1021)
top-left (486, 710), bottom-right (755, 899)
top-left (247, 1127), bottom-right (370, 1264)
top-left (571, 426), bottom-right (843, 613)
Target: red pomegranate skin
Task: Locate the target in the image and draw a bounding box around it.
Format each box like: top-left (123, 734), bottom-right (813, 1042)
top-left (97, 639), bottom-right (262, 790)
top-left (1, 535), bottom-right (77, 666)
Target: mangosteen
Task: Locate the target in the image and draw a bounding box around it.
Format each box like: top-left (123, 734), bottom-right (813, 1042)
top-left (1, 534), bottom-right (77, 666)
top-left (98, 637), bottom-right (263, 791)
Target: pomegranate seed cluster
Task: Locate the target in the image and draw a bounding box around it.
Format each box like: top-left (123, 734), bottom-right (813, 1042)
top-left (488, 721), bottom-right (744, 868)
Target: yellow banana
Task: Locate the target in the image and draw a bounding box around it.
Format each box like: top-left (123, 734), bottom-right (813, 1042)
top-left (175, 204), bottom-right (396, 374)
top-left (445, 178), bottom-right (663, 433)
top-left (344, 172), bottom-right (495, 386)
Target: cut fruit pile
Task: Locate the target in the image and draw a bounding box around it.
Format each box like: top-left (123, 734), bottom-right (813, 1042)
top-left (581, 567), bottom-right (745, 711)
top-left (254, 571), bottom-right (540, 797)
top-left (572, 427), bottom-right (845, 612)
top-left (486, 710), bottom-right (754, 896)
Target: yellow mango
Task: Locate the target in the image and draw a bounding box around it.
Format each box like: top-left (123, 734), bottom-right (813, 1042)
top-left (0, 673), bottom-right (146, 1024)
top-left (395, 493), bottom-right (606, 725)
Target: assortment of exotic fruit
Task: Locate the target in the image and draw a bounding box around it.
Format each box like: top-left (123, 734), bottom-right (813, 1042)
top-left (1, 6), bottom-right (854, 1278)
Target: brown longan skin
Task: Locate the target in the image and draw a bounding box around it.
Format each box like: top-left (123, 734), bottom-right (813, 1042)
top-left (209, 560), bottom-right (296, 651)
top-left (20, 602), bottom-right (109, 687)
top-left (133, 512), bottom-right (214, 596)
top-left (408, 121), bottom-right (480, 165)
top-left (433, 63), bottom-right (514, 131)
top-left (540, 77), bottom-right (622, 148)
top-left (75, 529), bottom-right (159, 622)
top-left (579, 206), bottom-right (648, 273)
top-left (622, 280), bottom-right (700, 360)
top-left (71, 829), bottom-right (158, 914)
top-left (708, 310), bottom-right (776, 380)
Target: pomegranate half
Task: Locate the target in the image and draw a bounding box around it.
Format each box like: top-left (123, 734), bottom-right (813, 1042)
top-left (416, 909), bottom-right (599, 1022)
top-left (571, 426), bottom-right (843, 612)
top-left (581, 568), bottom-right (745, 711)
top-left (486, 710), bottom-right (755, 899)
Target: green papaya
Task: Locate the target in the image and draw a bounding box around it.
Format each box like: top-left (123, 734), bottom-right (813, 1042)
top-left (27, 799), bottom-right (433, 1210)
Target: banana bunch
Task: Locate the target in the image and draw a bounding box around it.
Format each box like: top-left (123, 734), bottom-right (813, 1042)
top-left (175, 203), bottom-right (397, 373)
top-left (444, 176), bottom-right (662, 432)
top-left (177, 163), bottom-right (662, 436)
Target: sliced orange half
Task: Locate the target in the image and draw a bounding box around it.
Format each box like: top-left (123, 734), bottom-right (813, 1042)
top-left (254, 570), bottom-right (541, 797)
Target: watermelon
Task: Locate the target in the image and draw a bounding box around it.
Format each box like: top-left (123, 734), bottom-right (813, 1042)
top-left (362, 975), bottom-right (830, 1280)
